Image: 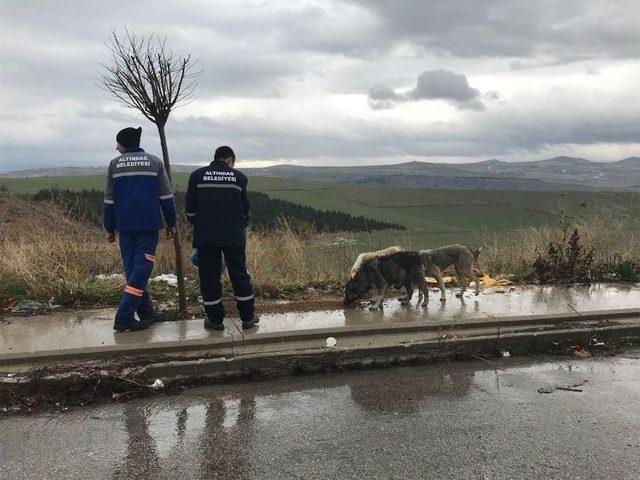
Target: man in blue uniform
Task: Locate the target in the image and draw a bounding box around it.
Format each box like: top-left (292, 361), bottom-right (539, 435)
top-left (185, 146), bottom-right (258, 330)
top-left (103, 127), bottom-right (177, 332)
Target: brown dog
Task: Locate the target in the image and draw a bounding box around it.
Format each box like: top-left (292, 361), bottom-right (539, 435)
top-left (419, 245), bottom-right (482, 300)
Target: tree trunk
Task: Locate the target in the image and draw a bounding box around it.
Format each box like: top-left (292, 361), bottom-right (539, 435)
top-left (157, 122), bottom-right (188, 312)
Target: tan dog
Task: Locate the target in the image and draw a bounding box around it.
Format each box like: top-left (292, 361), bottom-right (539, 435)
top-left (419, 245), bottom-right (482, 300)
top-left (350, 246), bottom-right (403, 278)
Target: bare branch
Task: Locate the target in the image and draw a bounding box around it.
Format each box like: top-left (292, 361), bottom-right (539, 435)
top-left (98, 29), bottom-right (202, 125)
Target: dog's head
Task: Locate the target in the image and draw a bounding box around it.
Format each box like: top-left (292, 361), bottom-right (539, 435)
top-left (343, 272), bottom-right (372, 306)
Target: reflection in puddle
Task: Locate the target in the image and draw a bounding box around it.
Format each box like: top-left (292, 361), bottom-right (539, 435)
top-left (253, 283), bottom-right (640, 333)
top-left (2, 352), bottom-right (639, 479)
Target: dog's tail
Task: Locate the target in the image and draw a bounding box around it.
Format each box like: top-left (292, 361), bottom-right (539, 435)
top-left (472, 247), bottom-right (482, 262)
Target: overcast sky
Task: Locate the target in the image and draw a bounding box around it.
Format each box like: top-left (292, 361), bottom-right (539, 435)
top-left (1, 0), bottom-right (639, 172)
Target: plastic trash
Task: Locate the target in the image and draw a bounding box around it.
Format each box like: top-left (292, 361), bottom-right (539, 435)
top-left (11, 300), bottom-right (43, 314)
top-left (151, 274), bottom-right (178, 287)
top-left (190, 249), bottom-right (226, 272)
top-left (189, 249), bottom-right (199, 266)
top-left (149, 379), bottom-right (165, 390)
top-left (501, 351), bottom-right (510, 357)
top-left (326, 337), bottom-right (337, 348)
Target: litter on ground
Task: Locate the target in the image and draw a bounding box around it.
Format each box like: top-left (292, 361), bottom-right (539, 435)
top-left (95, 273), bottom-right (124, 280)
top-left (151, 274), bottom-right (178, 287)
top-left (424, 273), bottom-right (512, 287)
top-left (11, 300), bottom-right (43, 314)
top-left (149, 379), bottom-right (165, 390)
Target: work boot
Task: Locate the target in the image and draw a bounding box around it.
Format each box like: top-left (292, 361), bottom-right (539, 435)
top-left (204, 317), bottom-right (225, 331)
top-left (242, 315), bottom-right (260, 330)
top-left (113, 319), bottom-right (150, 332)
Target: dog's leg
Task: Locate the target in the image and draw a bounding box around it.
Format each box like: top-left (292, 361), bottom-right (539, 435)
top-left (435, 270), bottom-right (447, 301)
top-left (371, 285), bottom-right (388, 310)
top-left (417, 275), bottom-right (429, 307)
top-left (454, 266), bottom-right (468, 298)
top-left (426, 265), bottom-right (446, 301)
top-left (368, 287), bottom-right (378, 306)
top-left (400, 282), bottom-right (413, 305)
top-left (470, 269), bottom-right (481, 296)
top-left (397, 288), bottom-right (408, 302)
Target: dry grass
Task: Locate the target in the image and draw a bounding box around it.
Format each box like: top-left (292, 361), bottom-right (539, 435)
top-left (1, 192), bottom-right (638, 306)
top-left (0, 194), bottom-right (357, 305)
top-left (479, 211), bottom-right (640, 280)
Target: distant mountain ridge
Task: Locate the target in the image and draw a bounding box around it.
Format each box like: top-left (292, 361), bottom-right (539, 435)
top-left (0, 164), bottom-right (199, 178)
top-left (2, 156), bottom-right (639, 191)
top-left (243, 156), bottom-right (640, 191)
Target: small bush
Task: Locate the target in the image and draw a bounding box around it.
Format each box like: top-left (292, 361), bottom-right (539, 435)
top-left (609, 261), bottom-right (640, 282)
top-left (479, 211), bottom-right (639, 284)
top-left (532, 229), bottom-right (594, 284)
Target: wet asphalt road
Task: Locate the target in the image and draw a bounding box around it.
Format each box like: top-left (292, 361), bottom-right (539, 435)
top-left (1, 350), bottom-right (639, 480)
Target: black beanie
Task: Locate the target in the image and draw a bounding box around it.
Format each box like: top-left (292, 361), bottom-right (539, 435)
top-left (214, 146), bottom-right (235, 162)
top-left (116, 127), bottom-right (142, 148)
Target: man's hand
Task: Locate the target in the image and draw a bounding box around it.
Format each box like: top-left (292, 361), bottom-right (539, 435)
top-left (106, 231), bottom-right (116, 243)
top-left (166, 226), bottom-right (175, 239)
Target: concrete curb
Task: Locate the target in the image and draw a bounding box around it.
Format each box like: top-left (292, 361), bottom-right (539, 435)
top-left (133, 321), bottom-right (640, 383)
top-left (1, 308), bottom-right (639, 366)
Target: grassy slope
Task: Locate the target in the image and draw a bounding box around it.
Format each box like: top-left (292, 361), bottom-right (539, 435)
top-left (3, 174), bottom-right (638, 246)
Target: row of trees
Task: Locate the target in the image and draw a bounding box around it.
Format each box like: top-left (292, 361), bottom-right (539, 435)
top-left (33, 188), bottom-right (404, 233)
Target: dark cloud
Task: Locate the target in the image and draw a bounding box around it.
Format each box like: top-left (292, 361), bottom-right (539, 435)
top-left (0, 1), bottom-right (639, 172)
top-left (368, 69), bottom-right (485, 110)
top-left (353, 0), bottom-right (640, 62)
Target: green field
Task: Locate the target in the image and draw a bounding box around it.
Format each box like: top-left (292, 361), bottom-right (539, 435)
top-left (3, 174), bottom-right (639, 249)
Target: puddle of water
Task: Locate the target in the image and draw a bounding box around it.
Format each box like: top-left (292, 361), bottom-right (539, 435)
top-left (1, 284), bottom-right (638, 354)
top-left (252, 283), bottom-right (640, 334)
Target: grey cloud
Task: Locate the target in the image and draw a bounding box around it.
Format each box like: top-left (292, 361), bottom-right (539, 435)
top-left (367, 85), bottom-right (402, 110)
top-left (353, 0), bottom-right (640, 62)
top-left (368, 69), bottom-right (485, 110)
top-left (409, 70), bottom-right (482, 108)
top-left (3, 90), bottom-right (638, 172)
top-left (1, 1), bottom-right (639, 172)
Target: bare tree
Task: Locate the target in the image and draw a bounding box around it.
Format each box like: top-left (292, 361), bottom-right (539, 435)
top-left (100, 30), bottom-right (202, 312)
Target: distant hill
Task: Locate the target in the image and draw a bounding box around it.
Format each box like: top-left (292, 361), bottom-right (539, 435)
top-left (243, 156), bottom-right (640, 191)
top-left (2, 156), bottom-right (639, 191)
top-left (0, 164), bottom-right (199, 178)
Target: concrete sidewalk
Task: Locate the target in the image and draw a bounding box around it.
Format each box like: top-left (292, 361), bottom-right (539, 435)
top-left (1, 284), bottom-right (639, 371)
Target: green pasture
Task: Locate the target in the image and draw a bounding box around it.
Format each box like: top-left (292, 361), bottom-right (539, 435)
top-left (2, 174), bottom-right (638, 243)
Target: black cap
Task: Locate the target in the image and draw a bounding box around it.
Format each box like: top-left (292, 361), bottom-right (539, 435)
top-left (214, 146), bottom-right (235, 162)
top-left (116, 127), bottom-right (142, 148)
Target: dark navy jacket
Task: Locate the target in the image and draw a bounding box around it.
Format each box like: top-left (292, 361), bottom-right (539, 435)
top-left (103, 148), bottom-right (177, 233)
top-left (185, 160), bottom-right (250, 247)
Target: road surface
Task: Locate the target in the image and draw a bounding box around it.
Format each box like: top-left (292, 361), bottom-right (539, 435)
top-left (1, 349), bottom-right (639, 479)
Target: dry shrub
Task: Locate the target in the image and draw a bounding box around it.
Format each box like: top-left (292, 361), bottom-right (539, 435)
top-left (246, 219), bottom-right (357, 297)
top-left (479, 211), bottom-right (639, 282)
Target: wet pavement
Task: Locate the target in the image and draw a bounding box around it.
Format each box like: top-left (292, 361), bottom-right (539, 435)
top-left (1, 349), bottom-right (639, 479)
top-left (1, 284), bottom-right (638, 359)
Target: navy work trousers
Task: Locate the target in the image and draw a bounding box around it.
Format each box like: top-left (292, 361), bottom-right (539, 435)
top-left (115, 231), bottom-right (159, 325)
top-left (198, 246), bottom-right (254, 323)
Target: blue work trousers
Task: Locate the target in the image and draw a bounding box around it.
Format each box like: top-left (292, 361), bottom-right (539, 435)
top-left (115, 231), bottom-right (159, 324)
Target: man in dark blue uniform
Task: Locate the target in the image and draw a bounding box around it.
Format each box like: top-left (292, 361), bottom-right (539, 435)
top-left (103, 127), bottom-right (177, 332)
top-left (186, 146), bottom-right (258, 330)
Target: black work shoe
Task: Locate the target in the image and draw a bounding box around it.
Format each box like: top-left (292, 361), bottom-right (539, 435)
top-left (113, 320), bottom-right (150, 332)
top-left (242, 315), bottom-right (260, 329)
top-left (204, 318), bottom-right (225, 331)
